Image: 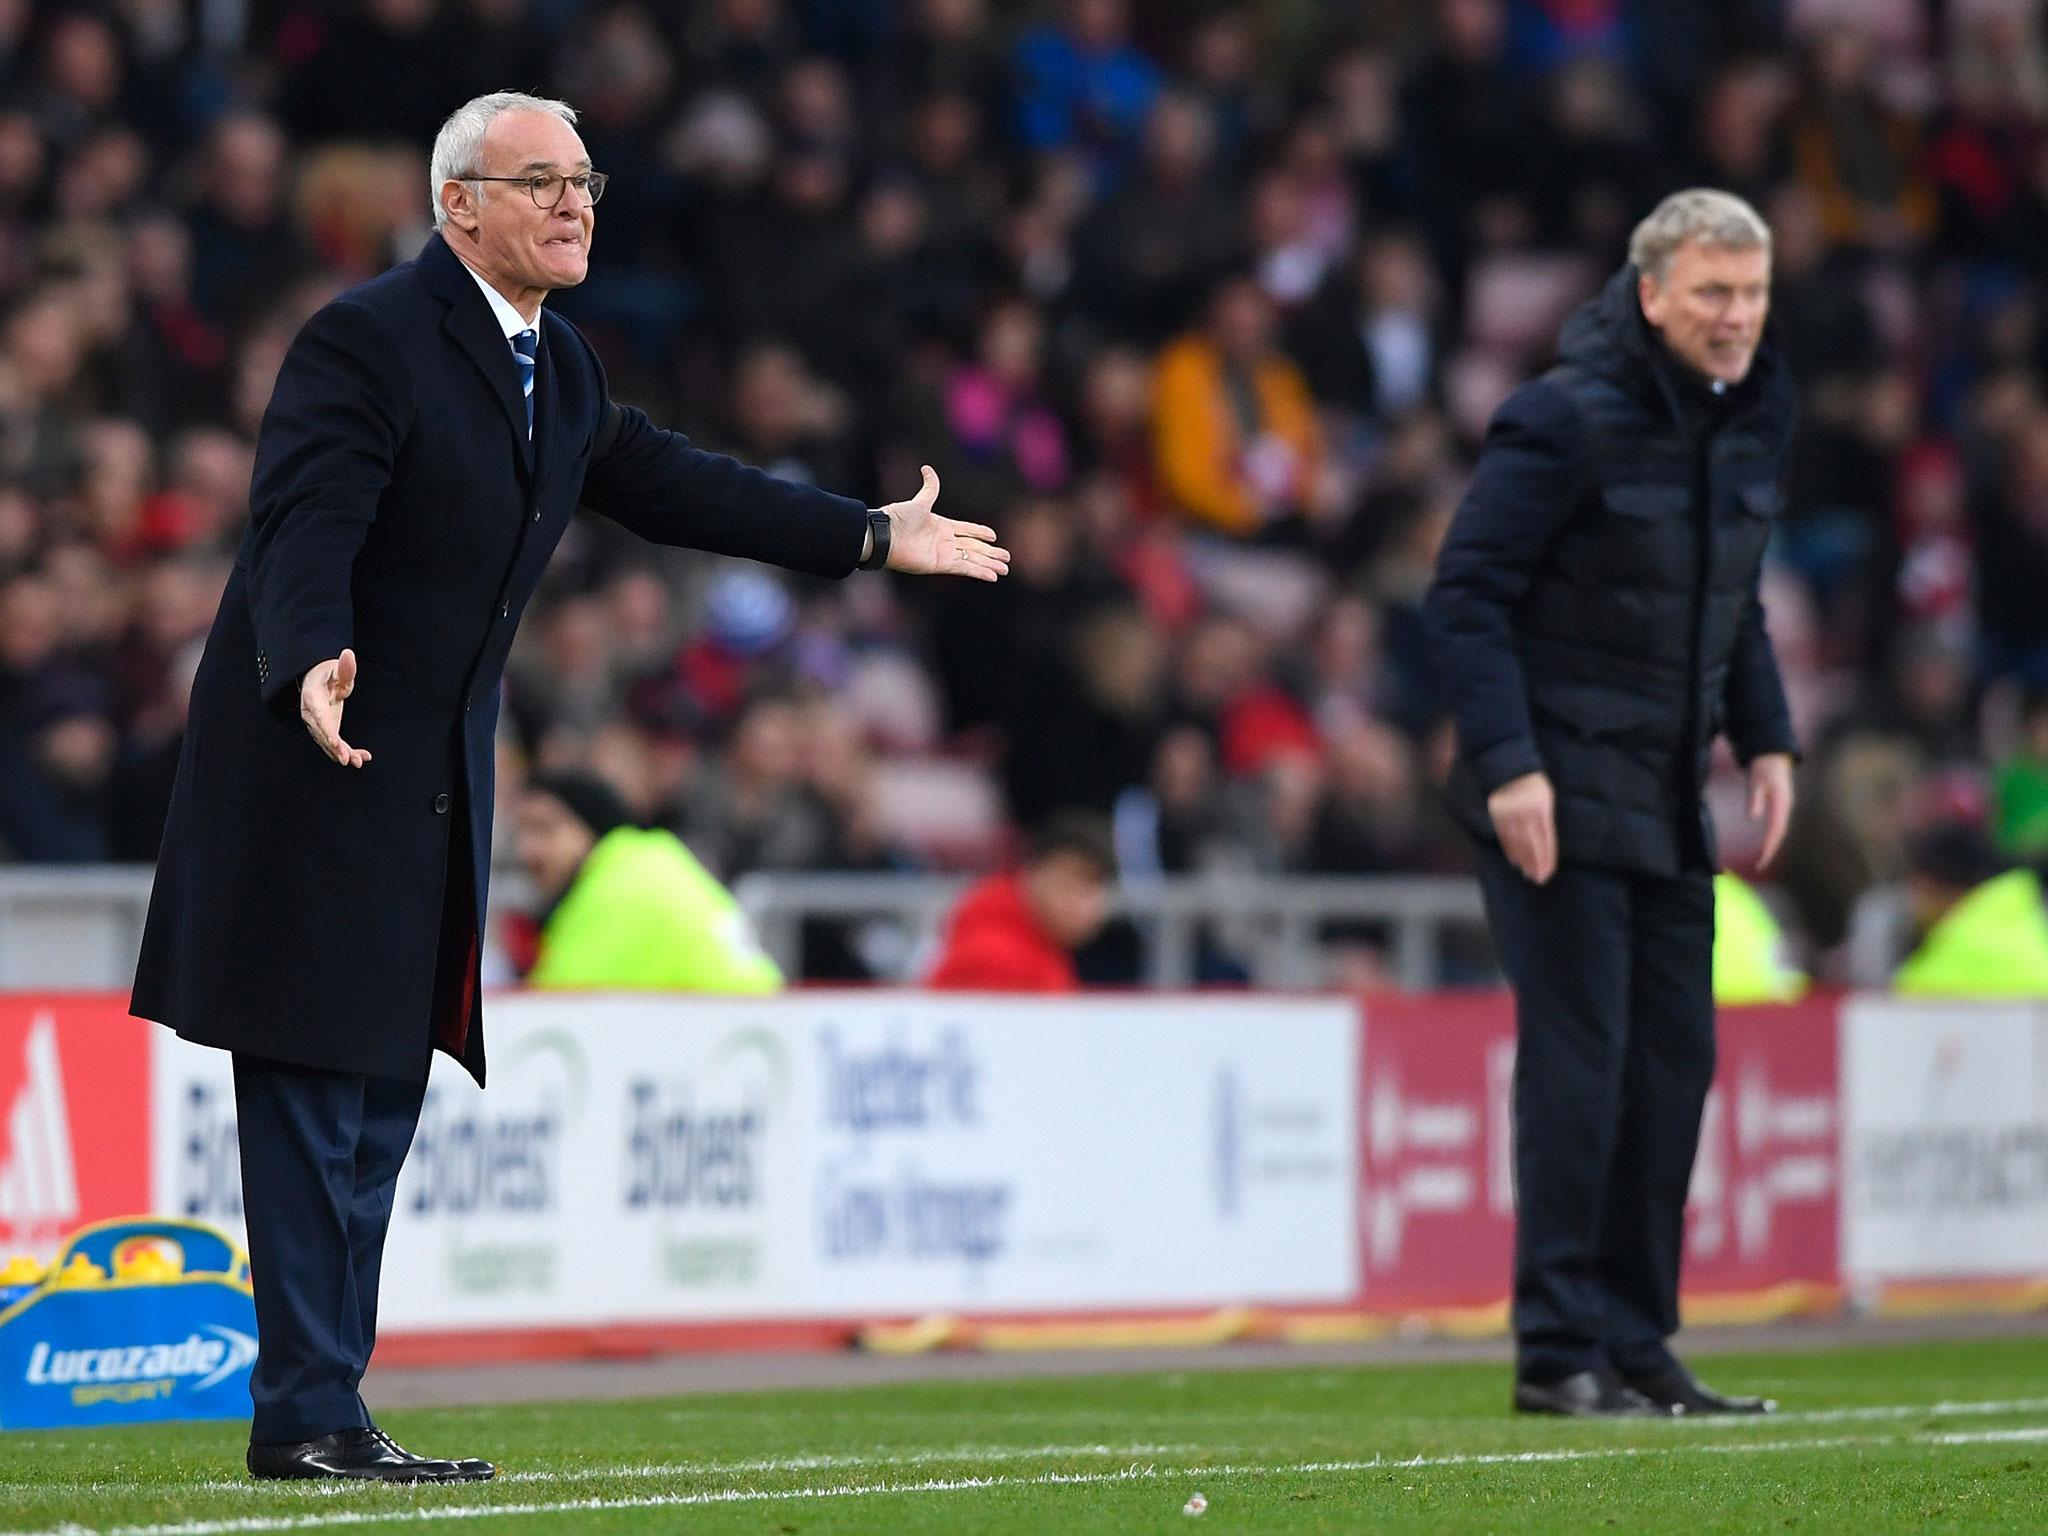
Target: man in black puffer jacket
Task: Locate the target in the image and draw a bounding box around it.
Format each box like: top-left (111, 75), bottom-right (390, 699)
top-left (1426, 189), bottom-right (1797, 1419)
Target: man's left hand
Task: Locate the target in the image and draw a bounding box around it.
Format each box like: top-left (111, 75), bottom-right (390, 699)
top-left (881, 466), bottom-right (1010, 582)
top-left (1746, 752), bottom-right (1795, 871)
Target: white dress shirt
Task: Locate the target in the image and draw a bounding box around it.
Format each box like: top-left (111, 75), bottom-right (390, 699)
top-left (459, 258), bottom-right (533, 343)
top-left (458, 259), bottom-right (539, 438)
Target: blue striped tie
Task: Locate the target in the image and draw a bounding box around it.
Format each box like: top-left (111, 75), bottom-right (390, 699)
top-left (511, 328), bottom-right (537, 439)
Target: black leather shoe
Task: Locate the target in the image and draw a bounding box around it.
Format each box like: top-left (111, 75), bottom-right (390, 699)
top-left (247, 1427), bottom-right (497, 1482)
top-left (369, 1427), bottom-right (499, 1480)
top-left (1513, 1369), bottom-right (1677, 1418)
top-left (1624, 1366), bottom-right (1776, 1415)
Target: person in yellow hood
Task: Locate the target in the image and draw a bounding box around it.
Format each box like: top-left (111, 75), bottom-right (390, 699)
top-left (1894, 821), bottom-right (2048, 998)
top-left (513, 771), bottom-right (782, 992)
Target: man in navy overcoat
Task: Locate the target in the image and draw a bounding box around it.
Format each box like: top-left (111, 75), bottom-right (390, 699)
top-left (130, 92), bottom-right (1007, 1481)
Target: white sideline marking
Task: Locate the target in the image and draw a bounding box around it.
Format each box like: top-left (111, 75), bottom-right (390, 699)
top-left (1926, 1426), bottom-right (2048, 1446)
top-left (65, 1444), bottom-right (1200, 1498)
top-left (1716, 1395), bottom-right (2048, 1427)
top-left (19, 1421), bottom-right (2048, 1536)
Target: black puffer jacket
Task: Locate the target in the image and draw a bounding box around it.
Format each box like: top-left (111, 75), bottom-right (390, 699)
top-left (1425, 264), bottom-right (1799, 878)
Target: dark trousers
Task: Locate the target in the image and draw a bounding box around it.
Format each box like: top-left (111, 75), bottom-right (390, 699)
top-left (1474, 847), bottom-right (1716, 1383)
top-left (233, 1055), bottom-right (428, 1445)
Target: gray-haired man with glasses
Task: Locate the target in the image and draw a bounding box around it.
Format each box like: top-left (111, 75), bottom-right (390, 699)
top-left (131, 90), bottom-right (1010, 1485)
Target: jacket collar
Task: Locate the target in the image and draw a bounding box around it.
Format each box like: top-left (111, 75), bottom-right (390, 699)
top-left (415, 231), bottom-right (536, 477)
top-left (1556, 262), bottom-right (1795, 452)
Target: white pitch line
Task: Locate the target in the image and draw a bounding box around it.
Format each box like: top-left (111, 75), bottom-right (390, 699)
top-left (1926, 1426), bottom-right (2048, 1446)
top-left (35, 1444), bottom-right (1201, 1499)
top-left (17, 1421), bottom-right (2048, 1536)
top-left (495, 1441), bottom-right (1199, 1485)
top-left (1691, 1395), bottom-right (2048, 1428)
top-left (31, 1396), bottom-right (2048, 1504)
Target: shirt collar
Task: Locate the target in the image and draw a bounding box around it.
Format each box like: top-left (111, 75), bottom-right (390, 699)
top-left (456, 257), bottom-right (535, 341)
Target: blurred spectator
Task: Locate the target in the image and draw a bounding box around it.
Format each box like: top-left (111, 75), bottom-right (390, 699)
top-left (1012, 0), bottom-right (1162, 191)
top-left (923, 295), bottom-right (1069, 520)
top-left (1300, 717), bottom-right (1434, 877)
top-left (1401, 0), bottom-right (1537, 265)
top-left (926, 810), bottom-right (1115, 989)
top-left (1073, 90), bottom-right (1236, 345)
top-left (1996, 687), bottom-right (2048, 858)
top-left (284, 0), bottom-right (461, 148)
top-left (902, 0), bottom-right (1008, 106)
top-left (0, 669), bottom-right (117, 861)
top-left (185, 114), bottom-right (307, 329)
top-left (1973, 406), bottom-right (2048, 684)
top-left (1791, 25), bottom-right (1938, 250)
top-left (513, 770), bottom-right (783, 992)
top-left (681, 689), bottom-right (837, 878)
top-left (1003, 598), bottom-right (1164, 822)
top-left (1288, 229), bottom-right (1443, 430)
top-left (1152, 269), bottom-right (1329, 539)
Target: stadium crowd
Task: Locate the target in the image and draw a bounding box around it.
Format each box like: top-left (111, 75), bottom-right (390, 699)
top-left (1, 0), bottom-right (2046, 985)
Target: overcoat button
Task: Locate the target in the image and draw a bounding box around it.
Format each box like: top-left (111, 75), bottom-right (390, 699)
top-left (432, 793), bottom-right (450, 814)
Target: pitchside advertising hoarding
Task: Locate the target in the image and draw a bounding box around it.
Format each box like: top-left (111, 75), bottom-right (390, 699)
top-left (1352, 995), bottom-right (1841, 1311)
top-left (146, 993), bottom-right (1361, 1327)
top-left (0, 1001), bottom-right (151, 1253)
top-left (1841, 998), bottom-right (2048, 1283)
top-left (0, 991), bottom-right (2043, 1350)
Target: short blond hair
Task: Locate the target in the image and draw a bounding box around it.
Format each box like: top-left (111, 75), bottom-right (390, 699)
top-left (1628, 188), bottom-right (1771, 282)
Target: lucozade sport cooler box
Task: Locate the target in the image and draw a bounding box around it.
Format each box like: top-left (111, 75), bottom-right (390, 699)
top-left (0, 1217), bottom-right (255, 1430)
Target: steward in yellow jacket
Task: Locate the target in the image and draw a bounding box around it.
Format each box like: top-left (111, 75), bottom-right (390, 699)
top-left (514, 771), bottom-right (782, 993)
top-left (1712, 872), bottom-right (1806, 1004)
top-left (1894, 821), bottom-right (2048, 998)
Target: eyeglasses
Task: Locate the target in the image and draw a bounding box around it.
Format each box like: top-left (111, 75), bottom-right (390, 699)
top-left (466, 170), bottom-right (609, 210)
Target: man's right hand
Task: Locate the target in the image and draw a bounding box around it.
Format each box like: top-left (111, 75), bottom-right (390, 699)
top-left (1487, 770), bottom-right (1557, 884)
top-left (300, 648), bottom-right (372, 768)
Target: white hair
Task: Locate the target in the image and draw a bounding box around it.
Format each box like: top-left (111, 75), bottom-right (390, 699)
top-left (429, 91), bottom-right (579, 229)
top-left (1628, 188), bottom-right (1772, 283)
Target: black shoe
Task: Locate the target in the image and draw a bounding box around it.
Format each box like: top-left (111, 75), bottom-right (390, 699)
top-left (369, 1427), bottom-right (499, 1480)
top-left (247, 1427), bottom-right (498, 1482)
top-left (1513, 1369), bottom-right (1677, 1418)
top-left (1624, 1366), bottom-right (1776, 1416)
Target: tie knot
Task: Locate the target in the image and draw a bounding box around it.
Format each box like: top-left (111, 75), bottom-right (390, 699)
top-left (511, 328), bottom-right (538, 361)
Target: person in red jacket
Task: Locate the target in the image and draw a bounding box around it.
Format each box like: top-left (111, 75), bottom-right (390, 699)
top-left (926, 813), bottom-right (1116, 990)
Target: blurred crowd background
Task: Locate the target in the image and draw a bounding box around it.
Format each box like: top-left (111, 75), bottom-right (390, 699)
top-left (2, 0), bottom-right (2048, 985)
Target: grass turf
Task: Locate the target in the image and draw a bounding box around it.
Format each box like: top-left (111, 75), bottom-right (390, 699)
top-left (1, 1335), bottom-right (2043, 1534)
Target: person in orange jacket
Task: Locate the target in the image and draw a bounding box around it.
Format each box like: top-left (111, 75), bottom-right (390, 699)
top-left (1151, 266), bottom-right (1329, 540)
top-left (926, 813), bottom-right (1117, 991)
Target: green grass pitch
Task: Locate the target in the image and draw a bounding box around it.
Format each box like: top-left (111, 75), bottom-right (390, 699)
top-left (2, 1336), bottom-right (2044, 1534)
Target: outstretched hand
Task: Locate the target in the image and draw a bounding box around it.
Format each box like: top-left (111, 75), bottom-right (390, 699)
top-left (880, 466), bottom-right (1010, 582)
top-left (300, 648), bottom-right (372, 768)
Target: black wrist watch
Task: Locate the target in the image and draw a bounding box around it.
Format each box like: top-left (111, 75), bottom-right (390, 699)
top-left (859, 507), bottom-right (892, 570)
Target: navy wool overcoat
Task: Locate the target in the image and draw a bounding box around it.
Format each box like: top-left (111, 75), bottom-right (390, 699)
top-left (131, 232), bottom-right (867, 1084)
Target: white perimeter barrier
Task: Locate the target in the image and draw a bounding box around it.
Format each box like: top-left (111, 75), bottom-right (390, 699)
top-left (149, 994), bottom-right (1361, 1335)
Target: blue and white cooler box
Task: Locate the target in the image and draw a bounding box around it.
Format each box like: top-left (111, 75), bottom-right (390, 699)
top-left (0, 1218), bottom-right (256, 1430)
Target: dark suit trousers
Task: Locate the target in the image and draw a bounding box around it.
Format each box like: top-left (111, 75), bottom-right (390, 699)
top-left (233, 1055), bottom-right (427, 1445)
top-left (1474, 847), bottom-right (1716, 1383)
